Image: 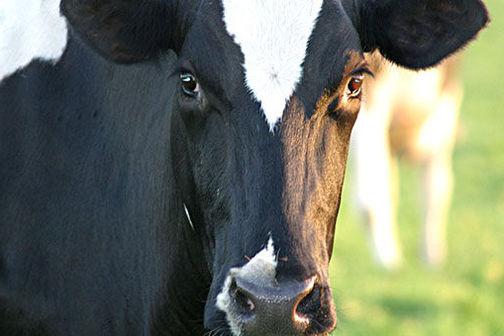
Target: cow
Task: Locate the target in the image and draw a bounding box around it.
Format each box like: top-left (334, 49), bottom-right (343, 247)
top-left (353, 53), bottom-right (463, 269)
top-left (0, 0), bottom-right (488, 335)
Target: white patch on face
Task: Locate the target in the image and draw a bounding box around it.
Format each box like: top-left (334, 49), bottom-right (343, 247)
top-left (222, 0), bottom-right (323, 131)
top-left (183, 204), bottom-right (195, 230)
top-left (216, 237), bottom-right (277, 335)
top-left (0, 0), bottom-right (68, 83)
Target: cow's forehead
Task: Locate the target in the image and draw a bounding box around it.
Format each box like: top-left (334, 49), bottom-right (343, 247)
top-left (221, 0), bottom-right (324, 131)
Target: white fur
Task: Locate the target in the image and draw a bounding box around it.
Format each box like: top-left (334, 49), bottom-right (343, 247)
top-left (216, 237), bottom-right (277, 335)
top-left (0, 0), bottom-right (68, 83)
top-left (222, 0), bottom-right (323, 131)
top-left (183, 204), bottom-right (195, 230)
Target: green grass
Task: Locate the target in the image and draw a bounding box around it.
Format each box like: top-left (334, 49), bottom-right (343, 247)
top-left (329, 1), bottom-right (504, 335)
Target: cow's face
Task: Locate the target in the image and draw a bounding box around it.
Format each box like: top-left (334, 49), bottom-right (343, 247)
top-left (172, 2), bottom-right (364, 334)
top-left (63, 0), bottom-right (488, 334)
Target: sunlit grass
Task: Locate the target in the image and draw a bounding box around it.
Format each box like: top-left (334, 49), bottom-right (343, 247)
top-left (329, 1), bottom-right (504, 334)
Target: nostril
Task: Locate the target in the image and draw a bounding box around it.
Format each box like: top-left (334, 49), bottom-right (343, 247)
top-left (235, 288), bottom-right (255, 314)
top-left (295, 283), bottom-right (337, 333)
top-left (295, 283), bottom-right (321, 324)
top-left (230, 279), bottom-right (255, 317)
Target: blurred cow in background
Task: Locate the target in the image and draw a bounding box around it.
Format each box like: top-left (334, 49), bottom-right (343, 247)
top-left (353, 53), bottom-right (463, 268)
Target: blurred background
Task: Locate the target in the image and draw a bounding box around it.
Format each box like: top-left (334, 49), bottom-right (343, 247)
top-left (329, 0), bottom-right (504, 335)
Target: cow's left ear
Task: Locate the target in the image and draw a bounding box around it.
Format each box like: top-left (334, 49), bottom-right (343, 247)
top-left (61, 0), bottom-right (196, 63)
top-left (345, 0), bottom-right (489, 69)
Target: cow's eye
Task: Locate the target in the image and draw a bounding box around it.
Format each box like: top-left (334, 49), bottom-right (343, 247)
top-left (347, 75), bottom-right (364, 98)
top-left (180, 73), bottom-right (200, 97)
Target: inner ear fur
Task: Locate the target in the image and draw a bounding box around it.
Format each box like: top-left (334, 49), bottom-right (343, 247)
top-left (351, 0), bottom-right (489, 69)
top-left (61, 0), bottom-right (185, 63)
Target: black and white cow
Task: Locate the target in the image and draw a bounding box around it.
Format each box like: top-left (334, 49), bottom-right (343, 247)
top-left (0, 0), bottom-right (488, 335)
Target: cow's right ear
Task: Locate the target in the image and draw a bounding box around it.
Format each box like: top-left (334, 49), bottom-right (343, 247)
top-left (61, 0), bottom-right (195, 63)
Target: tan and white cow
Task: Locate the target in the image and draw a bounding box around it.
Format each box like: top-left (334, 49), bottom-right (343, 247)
top-left (353, 52), bottom-right (463, 268)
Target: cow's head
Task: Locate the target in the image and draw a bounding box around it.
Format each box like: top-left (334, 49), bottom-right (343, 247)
top-left (63, 0), bottom-right (488, 334)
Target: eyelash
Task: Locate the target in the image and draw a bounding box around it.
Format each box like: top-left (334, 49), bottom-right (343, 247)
top-left (346, 66), bottom-right (373, 99)
top-left (326, 68), bottom-right (371, 117)
top-left (347, 74), bottom-right (365, 99)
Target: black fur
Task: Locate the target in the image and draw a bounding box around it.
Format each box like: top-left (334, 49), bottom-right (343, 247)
top-left (343, 0), bottom-right (490, 68)
top-left (0, 35), bottom-right (208, 335)
top-left (61, 0), bottom-right (198, 62)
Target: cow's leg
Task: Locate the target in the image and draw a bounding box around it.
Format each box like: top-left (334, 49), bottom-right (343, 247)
top-left (417, 86), bottom-right (461, 266)
top-left (422, 150), bottom-right (454, 266)
top-left (354, 104), bottom-right (402, 269)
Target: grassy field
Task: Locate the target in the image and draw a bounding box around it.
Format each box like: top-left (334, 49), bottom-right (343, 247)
top-left (329, 1), bottom-right (504, 335)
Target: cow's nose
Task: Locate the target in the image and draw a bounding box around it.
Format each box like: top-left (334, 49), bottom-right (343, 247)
top-left (228, 275), bottom-right (336, 335)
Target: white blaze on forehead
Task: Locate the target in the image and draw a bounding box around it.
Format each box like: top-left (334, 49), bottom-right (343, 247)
top-left (222, 0), bottom-right (324, 131)
top-left (216, 237), bottom-right (277, 335)
top-left (0, 0), bottom-right (68, 83)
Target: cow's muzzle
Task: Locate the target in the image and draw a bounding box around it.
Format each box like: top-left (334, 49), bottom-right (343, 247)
top-left (225, 275), bottom-right (336, 335)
